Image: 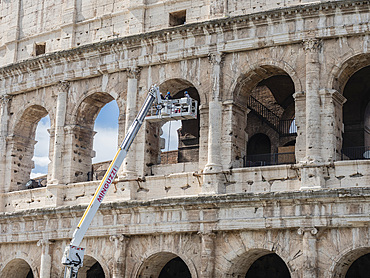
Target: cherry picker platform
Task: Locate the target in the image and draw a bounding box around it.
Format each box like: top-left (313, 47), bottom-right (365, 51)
top-left (145, 96), bottom-right (198, 122)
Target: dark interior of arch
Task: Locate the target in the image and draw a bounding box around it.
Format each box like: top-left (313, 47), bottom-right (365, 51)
top-left (247, 133), bottom-right (271, 156)
top-left (343, 65), bottom-right (370, 149)
top-left (158, 256), bottom-right (191, 278)
top-left (245, 253), bottom-right (291, 278)
top-left (26, 270), bottom-right (34, 278)
top-left (345, 253), bottom-right (370, 278)
top-left (169, 87), bottom-right (200, 163)
top-left (86, 261), bottom-right (105, 278)
top-left (258, 75), bottom-right (295, 109)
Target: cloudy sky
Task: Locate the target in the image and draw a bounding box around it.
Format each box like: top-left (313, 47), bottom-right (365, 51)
top-left (31, 101), bottom-right (180, 178)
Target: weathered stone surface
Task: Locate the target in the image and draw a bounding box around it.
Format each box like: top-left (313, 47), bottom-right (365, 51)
top-left (1, 0), bottom-right (370, 277)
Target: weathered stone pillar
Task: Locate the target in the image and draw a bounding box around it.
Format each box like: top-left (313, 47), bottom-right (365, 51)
top-left (109, 234), bottom-right (129, 278)
top-left (221, 101), bottom-right (249, 169)
top-left (203, 53), bottom-right (225, 193)
top-left (121, 67), bottom-right (141, 178)
top-left (199, 232), bottom-right (216, 278)
top-left (298, 227), bottom-right (318, 278)
top-left (319, 89), bottom-right (347, 162)
top-left (293, 91), bottom-right (306, 163)
top-left (50, 81), bottom-right (69, 185)
top-left (37, 239), bottom-right (53, 278)
top-left (0, 95), bottom-right (10, 193)
top-left (303, 39), bottom-right (322, 163)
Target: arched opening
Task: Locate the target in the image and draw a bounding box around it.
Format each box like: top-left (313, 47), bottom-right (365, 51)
top-left (234, 66), bottom-right (296, 168)
top-left (8, 105), bottom-right (49, 191)
top-left (29, 115), bottom-right (50, 187)
top-left (91, 100), bottom-right (119, 181)
top-left (342, 65), bottom-right (370, 160)
top-left (345, 253), bottom-right (370, 278)
top-left (137, 252), bottom-right (193, 278)
top-left (71, 92), bottom-right (115, 183)
top-left (158, 257), bottom-right (192, 278)
top-left (78, 255), bottom-right (105, 278)
top-left (245, 253), bottom-right (291, 278)
top-left (246, 133), bottom-right (271, 166)
top-left (146, 79), bottom-right (200, 173)
top-left (1, 258), bottom-right (34, 278)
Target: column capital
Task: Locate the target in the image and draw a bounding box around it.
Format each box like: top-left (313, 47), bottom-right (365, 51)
top-left (0, 94), bottom-right (11, 105)
top-left (37, 239), bottom-right (54, 247)
top-left (109, 234), bottom-right (129, 243)
top-left (208, 52), bottom-right (225, 65)
top-left (297, 227), bottom-right (318, 236)
top-left (303, 38), bottom-right (322, 53)
top-left (57, 80), bottom-right (70, 92)
top-left (127, 67), bottom-right (142, 79)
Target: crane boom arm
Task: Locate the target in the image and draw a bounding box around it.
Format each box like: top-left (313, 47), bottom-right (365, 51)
top-left (62, 85), bottom-right (161, 278)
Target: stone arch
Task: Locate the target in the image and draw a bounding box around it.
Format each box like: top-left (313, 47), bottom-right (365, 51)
top-left (146, 78), bottom-right (201, 169)
top-left (225, 248), bottom-right (291, 278)
top-left (329, 53), bottom-right (370, 94)
top-left (230, 59), bottom-right (302, 104)
top-left (78, 255), bottom-right (107, 278)
top-left (0, 258), bottom-right (35, 278)
top-left (331, 247), bottom-right (370, 278)
top-left (6, 104), bottom-right (49, 192)
top-left (66, 91), bottom-right (118, 183)
top-left (231, 62), bottom-right (298, 167)
top-left (135, 251), bottom-right (197, 278)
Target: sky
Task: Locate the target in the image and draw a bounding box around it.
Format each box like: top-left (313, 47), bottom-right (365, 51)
top-left (30, 101), bottom-right (181, 178)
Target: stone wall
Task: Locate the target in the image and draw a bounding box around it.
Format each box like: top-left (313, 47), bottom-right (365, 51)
top-left (1, 0), bottom-right (370, 277)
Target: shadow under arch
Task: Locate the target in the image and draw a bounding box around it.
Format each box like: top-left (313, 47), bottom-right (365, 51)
top-left (7, 104), bottom-right (49, 192)
top-left (331, 247), bottom-right (370, 278)
top-left (136, 251), bottom-right (196, 278)
top-left (0, 258), bottom-right (34, 278)
top-left (78, 255), bottom-right (106, 278)
top-left (68, 91), bottom-right (117, 183)
top-left (225, 248), bottom-right (291, 278)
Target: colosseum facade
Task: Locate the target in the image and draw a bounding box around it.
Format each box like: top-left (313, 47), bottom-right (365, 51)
top-left (1, 0), bottom-right (370, 277)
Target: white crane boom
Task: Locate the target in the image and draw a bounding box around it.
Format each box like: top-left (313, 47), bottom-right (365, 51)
top-left (62, 85), bottom-right (162, 278)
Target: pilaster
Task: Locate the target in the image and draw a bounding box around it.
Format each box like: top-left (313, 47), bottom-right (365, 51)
top-left (0, 95), bottom-right (11, 193)
top-left (121, 67), bottom-right (141, 179)
top-left (109, 234), bottom-right (129, 278)
top-left (203, 52), bottom-right (225, 194)
top-left (50, 81), bottom-right (69, 185)
top-left (37, 239), bottom-right (54, 278)
top-left (303, 38), bottom-right (322, 164)
top-left (297, 227), bottom-right (318, 278)
top-left (199, 232), bottom-right (216, 278)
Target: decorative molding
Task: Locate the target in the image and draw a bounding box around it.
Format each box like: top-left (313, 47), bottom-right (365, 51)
top-left (127, 67), bottom-right (142, 79)
top-left (303, 38), bottom-right (322, 52)
top-left (207, 52), bottom-right (225, 66)
top-left (57, 81), bottom-right (70, 93)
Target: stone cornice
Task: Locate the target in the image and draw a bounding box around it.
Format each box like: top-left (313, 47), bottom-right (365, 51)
top-left (0, 0), bottom-right (368, 92)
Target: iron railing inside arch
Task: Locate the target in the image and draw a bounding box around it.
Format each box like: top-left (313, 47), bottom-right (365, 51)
top-left (243, 152), bottom-right (296, 167)
top-left (341, 146), bottom-right (370, 161)
top-left (247, 96), bottom-right (297, 136)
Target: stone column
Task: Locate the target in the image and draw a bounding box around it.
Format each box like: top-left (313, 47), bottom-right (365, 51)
top-left (0, 95), bottom-right (10, 192)
top-left (293, 91), bottom-right (306, 163)
top-left (109, 234), bottom-right (129, 278)
top-left (37, 239), bottom-right (53, 278)
top-left (303, 39), bottom-right (322, 163)
top-left (51, 81), bottom-right (69, 185)
top-left (199, 232), bottom-right (216, 278)
top-left (121, 67), bottom-right (141, 178)
top-left (298, 227), bottom-right (318, 278)
top-left (319, 89), bottom-right (347, 162)
top-left (203, 53), bottom-right (225, 193)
